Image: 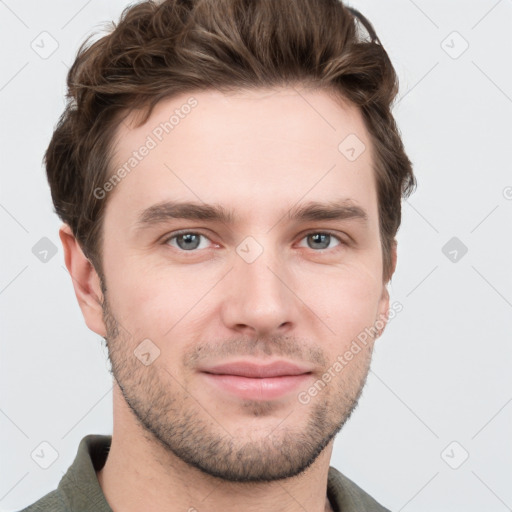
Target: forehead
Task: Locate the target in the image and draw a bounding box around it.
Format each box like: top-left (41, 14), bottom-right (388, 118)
top-left (106, 86), bottom-right (377, 228)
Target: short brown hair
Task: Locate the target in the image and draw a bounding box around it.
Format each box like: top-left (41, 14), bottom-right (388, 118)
top-left (46, 0), bottom-right (415, 283)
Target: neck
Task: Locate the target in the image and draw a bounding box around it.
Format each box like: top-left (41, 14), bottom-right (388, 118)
top-left (96, 386), bottom-right (335, 512)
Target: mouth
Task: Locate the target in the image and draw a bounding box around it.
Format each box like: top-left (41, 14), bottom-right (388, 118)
top-left (199, 360), bottom-right (314, 400)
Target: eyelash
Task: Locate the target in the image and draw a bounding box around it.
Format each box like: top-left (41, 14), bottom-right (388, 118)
top-left (162, 230), bottom-right (347, 254)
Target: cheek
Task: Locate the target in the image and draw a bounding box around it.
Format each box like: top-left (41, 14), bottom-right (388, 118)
top-left (297, 266), bottom-right (383, 345)
top-left (106, 259), bottom-right (215, 344)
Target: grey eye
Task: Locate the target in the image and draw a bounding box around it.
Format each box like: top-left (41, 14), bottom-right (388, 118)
top-left (167, 232), bottom-right (208, 251)
top-left (305, 233), bottom-right (337, 250)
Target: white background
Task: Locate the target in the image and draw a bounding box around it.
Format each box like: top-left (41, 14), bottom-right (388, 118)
top-left (1, 1), bottom-right (511, 511)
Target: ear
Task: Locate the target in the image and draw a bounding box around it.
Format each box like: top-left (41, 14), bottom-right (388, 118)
top-left (376, 239), bottom-right (397, 337)
top-left (59, 224), bottom-right (107, 337)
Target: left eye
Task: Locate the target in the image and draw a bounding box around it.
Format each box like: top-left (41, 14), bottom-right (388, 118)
top-left (164, 231), bottom-right (343, 252)
top-left (297, 232), bottom-right (342, 251)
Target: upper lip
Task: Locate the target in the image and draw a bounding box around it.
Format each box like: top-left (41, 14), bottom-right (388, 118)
top-left (200, 360), bottom-right (313, 378)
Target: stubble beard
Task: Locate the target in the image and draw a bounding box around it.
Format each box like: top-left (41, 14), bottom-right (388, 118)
top-left (100, 290), bottom-right (373, 483)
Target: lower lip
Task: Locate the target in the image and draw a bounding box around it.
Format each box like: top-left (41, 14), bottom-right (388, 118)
top-left (201, 373), bottom-right (312, 400)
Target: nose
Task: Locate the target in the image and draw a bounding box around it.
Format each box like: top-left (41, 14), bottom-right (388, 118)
top-left (219, 243), bottom-right (297, 338)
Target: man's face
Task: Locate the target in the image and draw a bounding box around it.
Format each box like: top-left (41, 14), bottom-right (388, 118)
top-left (97, 86), bottom-right (391, 481)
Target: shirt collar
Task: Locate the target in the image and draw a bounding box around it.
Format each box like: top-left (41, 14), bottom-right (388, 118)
top-left (59, 434), bottom-right (381, 512)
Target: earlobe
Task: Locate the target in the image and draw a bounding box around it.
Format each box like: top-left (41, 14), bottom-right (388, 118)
top-left (376, 286), bottom-right (390, 339)
top-left (376, 240), bottom-right (397, 338)
top-left (59, 224), bottom-right (107, 337)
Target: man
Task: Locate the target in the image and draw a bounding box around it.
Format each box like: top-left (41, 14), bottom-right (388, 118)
top-left (22, 0), bottom-right (415, 510)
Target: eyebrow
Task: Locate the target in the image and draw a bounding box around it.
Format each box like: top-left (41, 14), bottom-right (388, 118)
top-left (134, 199), bottom-right (368, 230)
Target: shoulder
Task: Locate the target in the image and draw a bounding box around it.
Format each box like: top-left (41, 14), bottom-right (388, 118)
top-left (327, 466), bottom-right (391, 512)
top-left (18, 434), bottom-right (112, 512)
